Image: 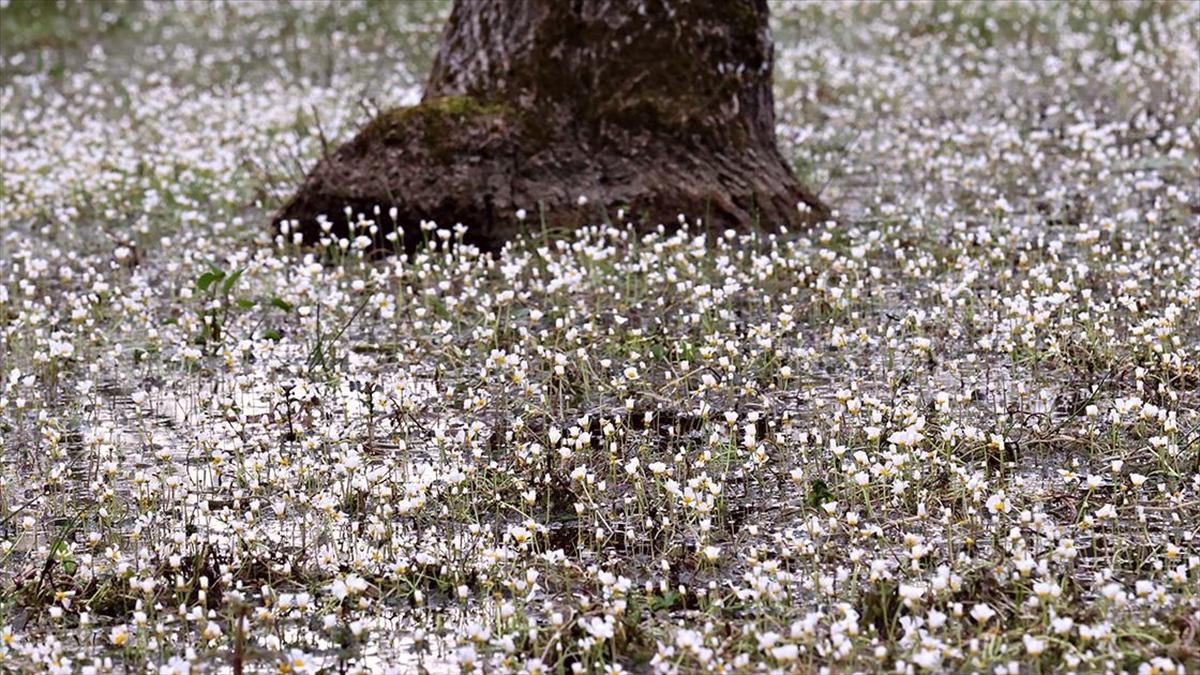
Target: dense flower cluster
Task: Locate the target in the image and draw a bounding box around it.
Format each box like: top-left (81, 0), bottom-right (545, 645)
top-left (1, 1), bottom-right (1197, 673)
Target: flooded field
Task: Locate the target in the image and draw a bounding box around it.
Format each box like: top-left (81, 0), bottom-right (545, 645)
top-left (2, 0), bottom-right (1198, 672)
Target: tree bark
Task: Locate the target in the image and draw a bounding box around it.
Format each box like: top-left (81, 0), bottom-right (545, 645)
top-left (275, 0), bottom-right (829, 252)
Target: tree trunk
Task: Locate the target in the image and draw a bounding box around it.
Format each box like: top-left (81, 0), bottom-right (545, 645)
top-left (275, 0), bottom-right (829, 252)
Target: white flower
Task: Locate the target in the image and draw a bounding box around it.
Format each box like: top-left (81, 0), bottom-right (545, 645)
top-left (158, 656), bottom-right (192, 675)
top-left (970, 603), bottom-right (996, 623)
top-left (927, 609), bottom-right (947, 630)
top-left (1033, 580), bottom-right (1061, 600)
top-left (329, 574), bottom-right (366, 601)
top-left (584, 615), bottom-right (614, 640)
top-left (1051, 616), bottom-right (1074, 634)
top-left (456, 645), bottom-right (478, 669)
top-left (770, 644), bottom-right (798, 662)
top-left (912, 648), bottom-right (942, 670)
top-left (1138, 657), bottom-right (1181, 675)
top-left (898, 583), bottom-right (925, 605)
top-left (624, 457), bottom-right (640, 475)
top-left (888, 427), bottom-right (923, 447)
top-left (48, 336), bottom-right (75, 359)
top-left (986, 492), bottom-right (1010, 515)
top-left (282, 649), bottom-right (313, 673)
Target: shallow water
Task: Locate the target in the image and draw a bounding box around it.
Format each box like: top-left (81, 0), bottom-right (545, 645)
top-left (2, 0), bottom-right (1198, 672)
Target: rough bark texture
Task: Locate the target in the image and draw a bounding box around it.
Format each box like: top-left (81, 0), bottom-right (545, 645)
top-left (275, 0), bottom-right (829, 252)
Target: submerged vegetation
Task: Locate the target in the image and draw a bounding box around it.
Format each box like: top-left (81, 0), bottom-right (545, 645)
top-left (1, 0), bottom-right (1198, 672)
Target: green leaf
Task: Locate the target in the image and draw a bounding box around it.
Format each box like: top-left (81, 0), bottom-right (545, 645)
top-left (196, 270), bottom-right (224, 292)
top-left (807, 478), bottom-right (833, 508)
top-left (51, 533), bottom-right (79, 575)
top-left (270, 297), bottom-right (294, 312)
top-left (649, 590), bottom-right (682, 611)
top-left (222, 267), bottom-right (245, 295)
top-left (236, 298), bottom-right (256, 309)
top-left (263, 329), bottom-right (282, 341)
